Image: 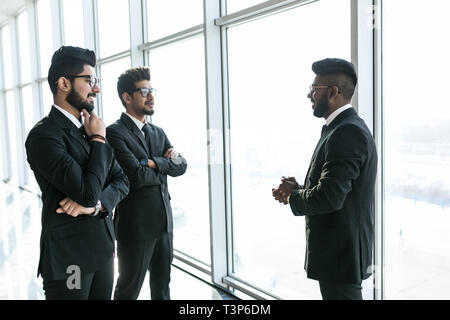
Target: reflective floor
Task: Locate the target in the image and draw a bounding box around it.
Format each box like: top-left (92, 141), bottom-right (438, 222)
top-left (0, 181), bottom-right (235, 300)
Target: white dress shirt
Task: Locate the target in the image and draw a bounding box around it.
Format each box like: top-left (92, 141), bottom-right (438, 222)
top-left (325, 103), bottom-right (353, 126)
top-left (124, 112), bottom-right (146, 137)
top-left (53, 104), bottom-right (83, 128)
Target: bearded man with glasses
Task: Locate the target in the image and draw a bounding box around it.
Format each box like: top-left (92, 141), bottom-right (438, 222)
top-left (25, 46), bottom-right (129, 299)
top-left (106, 67), bottom-right (187, 300)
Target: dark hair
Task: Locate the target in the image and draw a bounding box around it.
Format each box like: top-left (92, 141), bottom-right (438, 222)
top-left (47, 46), bottom-right (96, 95)
top-left (117, 67), bottom-right (151, 107)
top-left (312, 58), bottom-right (357, 100)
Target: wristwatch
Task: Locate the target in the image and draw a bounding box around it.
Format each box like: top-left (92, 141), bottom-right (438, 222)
top-left (92, 200), bottom-right (101, 217)
top-left (140, 159), bottom-right (148, 167)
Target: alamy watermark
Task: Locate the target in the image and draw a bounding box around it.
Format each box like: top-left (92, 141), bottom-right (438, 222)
top-left (66, 265), bottom-right (81, 290)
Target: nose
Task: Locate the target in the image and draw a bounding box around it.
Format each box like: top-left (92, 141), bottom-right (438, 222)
top-left (92, 84), bottom-right (100, 93)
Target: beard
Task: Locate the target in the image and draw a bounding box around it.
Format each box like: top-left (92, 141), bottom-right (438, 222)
top-left (144, 109), bottom-right (154, 116)
top-left (312, 95), bottom-right (329, 118)
top-left (66, 88), bottom-right (95, 113)
top-left (143, 101), bottom-right (154, 116)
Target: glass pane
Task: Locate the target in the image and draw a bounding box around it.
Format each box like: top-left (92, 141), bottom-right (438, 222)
top-left (2, 26), bottom-right (14, 89)
top-left (62, 0), bottom-right (85, 47)
top-left (146, 0), bottom-right (203, 41)
top-left (22, 85), bottom-right (34, 136)
top-left (41, 82), bottom-right (53, 116)
top-left (226, 0), bottom-right (266, 14)
top-left (227, 0), bottom-right (351, 299)
top-left (99, 57), bottom-right (131, 127)
top-left (97, 0), bottom-right (130, 58)
top-left (5, 91), bottom-right (19, 181)
top-left (0, 95), bottom-right (5, 179)
top-left (18, 11), bottom-right (31, 84)
top-left (37, 0), bottom-right (54, 77)
top-left (149, 36), bottom-right (210, 264)
top-left (383, 0), bottom-right (450, 300)
top-left (22, 85), bottom-right (39, 191)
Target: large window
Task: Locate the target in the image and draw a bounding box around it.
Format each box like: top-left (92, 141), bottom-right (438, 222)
top-left (148, 36), bottom-right (210, 264)
top-left (226, 0), bottom-right (267, 14)
top-left (99, 57), bottom-right (131, 126)
top-left (383, 0), bottom-right (450, 299)
top-left (18, 11), bottom-right (31, 84)
top-left (146, 0), bottom-right (203, 41)
top-left (37, 0), bottom-right (53, 77)
top-left (5, 92), bottom-right (18, 181)
top-left (62, 0), bottom-right (85, 47)
top-left (227, 0), bottom-right (350, 298)
top-left (1, 26), bottom-right (13, 89)
top-left (97, 0), bottom-right (130, 58)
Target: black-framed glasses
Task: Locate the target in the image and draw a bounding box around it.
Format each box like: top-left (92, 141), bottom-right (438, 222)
top-left (309, 85), bottom-right (341, 95)
top-left (132, 87), bottom-right (156, 98)
top-left (67, 75), bottom-right (99, 88)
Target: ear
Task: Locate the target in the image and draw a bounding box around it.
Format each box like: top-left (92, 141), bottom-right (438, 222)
top-left (57, 77), bottom-right (71, 93)
top-left (329, 86), bottom-right (340, 99)
top-left (121, 91), bottom-right (132, 105)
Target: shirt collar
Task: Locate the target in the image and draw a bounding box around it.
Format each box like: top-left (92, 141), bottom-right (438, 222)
top-left (53, 104), bottom-right (83, 129)
top-left (325, 104), bottom-right (353, 126)
top-left (125, 112), bottom-right (146, 131)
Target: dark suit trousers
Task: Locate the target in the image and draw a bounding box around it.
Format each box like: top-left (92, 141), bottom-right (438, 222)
top-left (114, 232), bottom-right (173, 300)
top-left (319, 281), bottom-right (363, 300)
top-left (43, 257), bottom-right (114, 300)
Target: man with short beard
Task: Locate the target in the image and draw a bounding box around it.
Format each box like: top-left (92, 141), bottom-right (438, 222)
top-left (25, 46), bottom-right (129, 300)
top-left (106, 67), bottom-right (187, 300)
top-left (272, 58), bottom-right (377, 300)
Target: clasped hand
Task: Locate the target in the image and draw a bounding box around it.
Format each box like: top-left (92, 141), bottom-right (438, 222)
top-left (272, 176), bottom-right (299, 205)
top-left (56, 197), bottom-right (95, 217)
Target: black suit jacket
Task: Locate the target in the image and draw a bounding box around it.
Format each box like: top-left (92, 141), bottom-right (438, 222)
top-left (25, 107), bottom-right (129, 281)
top-left (289, 107), bottom-right (378, 284)
top-left (106, 113), bottom-right (187, 242)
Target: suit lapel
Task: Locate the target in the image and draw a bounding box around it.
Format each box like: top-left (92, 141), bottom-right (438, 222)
top-left (120, 113), bottom-right (150, 156)
top-left (304, 108), bottom-right (357, 186)
top-left (49, 106), bottom-right (90, 154)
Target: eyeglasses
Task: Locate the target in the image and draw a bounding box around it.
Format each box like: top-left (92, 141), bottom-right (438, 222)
top-left (132, 87), bottom-right (156, 98)
top-left (67, 75), bottom-right (100, 88)
top-left (309, 85), bottom-right (341, 95)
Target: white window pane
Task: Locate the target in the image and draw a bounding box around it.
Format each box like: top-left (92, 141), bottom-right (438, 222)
top-left (2, 26), bottom-right (14, 88)
top-left (146, 0), bottom-right (203, 41)
top-left (41, 82), bottom-right (53, 116)
top-left (99, 57), bottom-right (131, 127)
top-left (0, 94), bottom-right (5, 178)
top-left (63, 0), bottom-right (85, 47)
top-left (97, 0), bottom-right (130, 58)
top-left (149, 36), bottom-right (210, 264)
top-left (226, 0), bottom-right (267, 14)
top-left (384, 0), bottom-right (450, 300)
top-left (227, 0), bottom-right (350, 299)
top-left (22, 85), bottom-right (40, 191)
top-left (22, 85), bottom-right (35, 136)
top-left (37, 0), bottom-right (54, 77)
top-left (5, 91), bottom-right (19, 181)
top-left (18, 11), bottom-right (31, 84)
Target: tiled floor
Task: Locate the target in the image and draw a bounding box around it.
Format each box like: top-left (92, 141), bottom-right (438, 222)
top-left (0, 181), bottom-right (235, 300)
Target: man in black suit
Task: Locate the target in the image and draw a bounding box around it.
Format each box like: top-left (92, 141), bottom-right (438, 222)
top-left (272, 58), bottom-right (377, 300)
top-left (106, 67), bottom-right (187, 300)
top-left (25, 46), bottom-right (129, 300)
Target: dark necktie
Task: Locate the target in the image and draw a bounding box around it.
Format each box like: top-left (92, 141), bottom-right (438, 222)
top-left (321, 124), bottom-right (327, 136)
top-left (142, 123), bottom-right (152, 154)
top-left (79, 126), bottom-right (88, 140)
